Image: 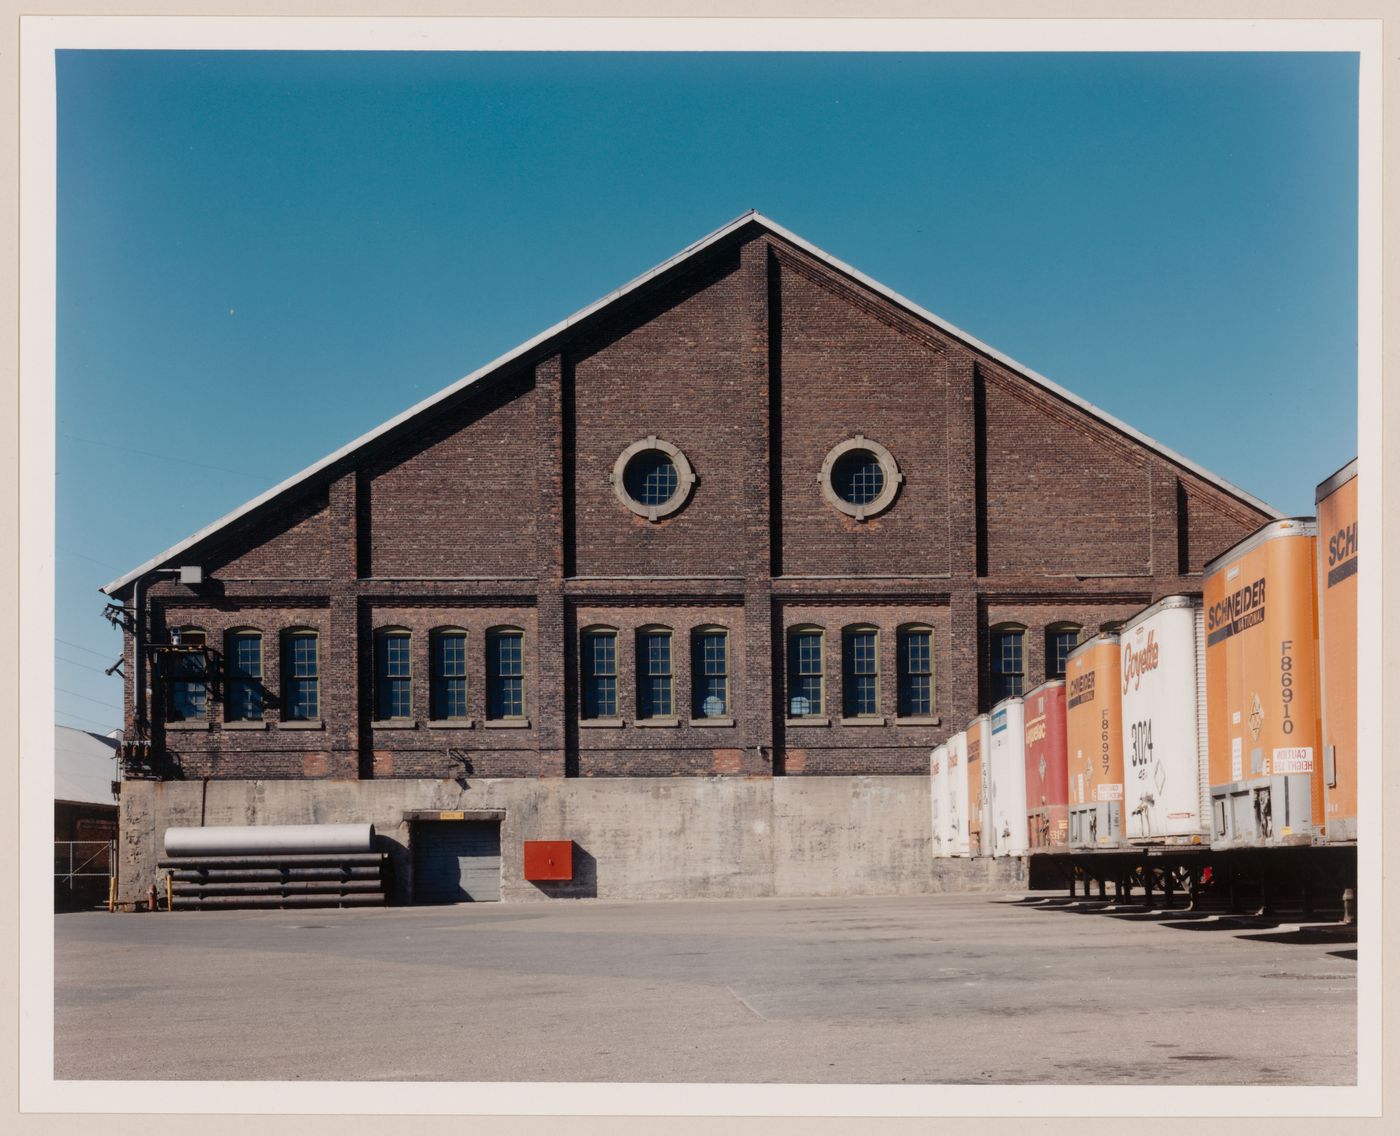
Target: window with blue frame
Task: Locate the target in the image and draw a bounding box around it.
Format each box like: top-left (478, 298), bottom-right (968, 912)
top-left (486, 629), bottom-right (524, 720)
top-left (375, 630), bottom-right (412, 720)
top-left (843, 627), bottom-right (880, 718)
top-left (283, 630), bottom-right (320, 721)
top-left (990, 626), bottom-right (1025, 701)
top-left (787, 628), bottom-right (824, 717)
top-left (898, 627), bottom-right (934, 717)
top-left (225, 630), bottom-right (263, 722)
top-left (582, 629), bottom-right (618, 719)
top-left (692, 628), bottom-right (729, 719)
top-left (637, 629), bottom-right (673, 719)
top-left (431, 630), bottom-right (468, 720)
top-left (1046, 625), bottom-right (1080, 680)
top-left (164, 628), bottom-right (207, 721)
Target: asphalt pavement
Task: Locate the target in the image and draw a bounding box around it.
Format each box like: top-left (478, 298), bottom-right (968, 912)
top-left (54, 892), bottom-right (1357, 1084)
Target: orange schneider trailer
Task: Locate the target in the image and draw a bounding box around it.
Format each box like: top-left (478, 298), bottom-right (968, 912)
top-left (1203, 519), bottom-right (1323, 849)
top-left (966, 715), bottom-right (989, 856)
top-left (1024, 680), bottom-right (1068, 852)
top-left (1065, 633), bottom-right (1125, 850)
top-left (1316, 460), bottom-right (1358, 844)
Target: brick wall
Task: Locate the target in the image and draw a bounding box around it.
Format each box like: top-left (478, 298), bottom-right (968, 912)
top-left (776, 248), bottom-right (954, 580)
top-left (980, 361), bottom-right (1154, 577)
top-left (118, 223), bottom-right (1270, 782)
top-left (202, 489), bottom-right (333, 581)
top-left (569, 242), bottom-right (767, 580)
top-left (364, 370), bottom-right (540, 579)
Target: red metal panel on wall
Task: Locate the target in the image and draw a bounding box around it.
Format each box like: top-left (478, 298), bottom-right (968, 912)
top-left (523, 840), bottom-right (573, 881)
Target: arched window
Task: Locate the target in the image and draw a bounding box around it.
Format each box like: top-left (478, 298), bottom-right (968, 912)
top-left (691, 627), bottom-right (730, 719)
top-left (224, 629), bottom-right (263, 722)
top-left (842, 625), bottom-right (881, 718)
top-left (374, 628), bottom-right (413, 721)
top-left (786, 626), bottom-right (825, 718)
top-left (486, 627), bottom-right (525, 721)
top-left (1046, 623), bottom-right (1082, 680)
top-left (581, 627), bottom-right (618, 720)
top-left (282, 629), bottom-right (320, 721)
top-left (164, 626), bottom-right (207, 722)
top-left (637, 626), bottom-right (674, 720)
top-left (430, 628), bottom-right (468, 721)
top-left (990, 624), bottom-right (1026, 701)
top-left (897, 625), bottom-right (935, 718)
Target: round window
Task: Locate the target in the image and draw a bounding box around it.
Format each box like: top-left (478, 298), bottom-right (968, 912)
top-left (623, 449), bottom-right (680, 507)
top-left (831, 449), bottom-right (886, 506)
top-left (611, 436), bottom-right (696, 521)
top-left (819, 435), bottom-right (902, 520)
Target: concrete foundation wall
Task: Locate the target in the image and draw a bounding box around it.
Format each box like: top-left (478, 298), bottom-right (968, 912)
top-left (119, 776), bottom-right (1026, 905)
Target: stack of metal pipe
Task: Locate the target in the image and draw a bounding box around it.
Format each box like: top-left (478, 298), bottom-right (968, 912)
top-left (157, 824), bottom-right (387, 909)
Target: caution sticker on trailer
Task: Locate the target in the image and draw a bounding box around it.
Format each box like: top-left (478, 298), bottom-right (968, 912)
top-left (1272, 748), bottom-right (1314, 775)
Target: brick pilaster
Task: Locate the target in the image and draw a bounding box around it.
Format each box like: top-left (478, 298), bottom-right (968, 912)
top-left (326, 472), bottom-right (362, 778)
top-left (535, 354), bottom-right (567, 776)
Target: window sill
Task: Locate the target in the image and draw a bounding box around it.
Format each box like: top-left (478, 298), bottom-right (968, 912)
top-left (164, 720), bottom-right (210, 731)
top-left (426, 719), bottom-right (474, 729)
top-left (785, 717), bottom-right (830, 728)
top-left (839, 716), bottom-right (887, 727)
top-left (222, 720), bottom-right (268, 731)
top-left (634, 717), bottom-right (680, 728)
top-left (895, 716), bottom-right (941, 727)
top-left (579, 718), bottom-right (624, 729)
top-left (689, 717), bottom-right (735, 727)
top-left (483, 718), bottom-right (530, 729)
top-left (371, 720), bottom-right (417, 730)
top-left (279, 720), bottom-right (325, 731)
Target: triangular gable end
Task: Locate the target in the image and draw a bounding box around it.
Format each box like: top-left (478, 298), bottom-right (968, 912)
top-left (100, 210), bottom-right (1279, 596)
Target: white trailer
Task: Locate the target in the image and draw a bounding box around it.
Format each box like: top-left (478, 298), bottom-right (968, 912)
top-left (946, 730), bottom-right (971, 857)
top-left (988, 697), bottom-right (1029, 858)
top-left (930, 743), bottom-right (950, 858)
top-left (1119, 595), bottom-right (1210, 846)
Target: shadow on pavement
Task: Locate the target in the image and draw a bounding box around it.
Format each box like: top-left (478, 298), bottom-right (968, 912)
top-left (1236, 925), bottom-right (1357, 947)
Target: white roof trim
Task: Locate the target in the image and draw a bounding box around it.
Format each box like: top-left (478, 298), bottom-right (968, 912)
top-left (101, 210), bottom-right (1278, 595)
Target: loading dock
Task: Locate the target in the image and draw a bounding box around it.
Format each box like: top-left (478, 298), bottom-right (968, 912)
top-left (408, 810), bottom-right (504, 904)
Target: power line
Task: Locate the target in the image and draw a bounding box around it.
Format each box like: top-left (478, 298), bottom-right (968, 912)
top-left (62, 432), bottom-right (265, 481)
top-left (55, 638), bottom-right (121, 661)
top-left (56, 686), bottom-right (121, 710)
top-left (57, 654), bottom-right (120, 676)
top-left (57, 544), bottom-right (124, 573)
top-left (55, 710), bottom-right (120, 732)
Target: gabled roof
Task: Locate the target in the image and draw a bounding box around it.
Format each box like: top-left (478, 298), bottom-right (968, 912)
top-left (54, 726), bottom-right (120, 806)
top-left (100, 210), bottom-right (1280, 596)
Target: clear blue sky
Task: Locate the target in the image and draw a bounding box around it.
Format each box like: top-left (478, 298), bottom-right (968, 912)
top-left (54, 50), bottom-right (1359, 736)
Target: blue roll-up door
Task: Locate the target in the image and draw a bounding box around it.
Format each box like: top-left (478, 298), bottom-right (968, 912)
top-left (412, 821), bottom-right (502, 903)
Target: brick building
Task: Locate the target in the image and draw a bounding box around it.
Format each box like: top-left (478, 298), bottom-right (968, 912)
top-left (101, 212), bottom-right (1275, 903)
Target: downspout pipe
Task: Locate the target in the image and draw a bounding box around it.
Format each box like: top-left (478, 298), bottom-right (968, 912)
top-left (132, 572), bottom-right (146, 736)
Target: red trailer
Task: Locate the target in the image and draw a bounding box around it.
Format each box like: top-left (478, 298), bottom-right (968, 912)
top-left (1024, 680), bottom-right (1069, 853)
